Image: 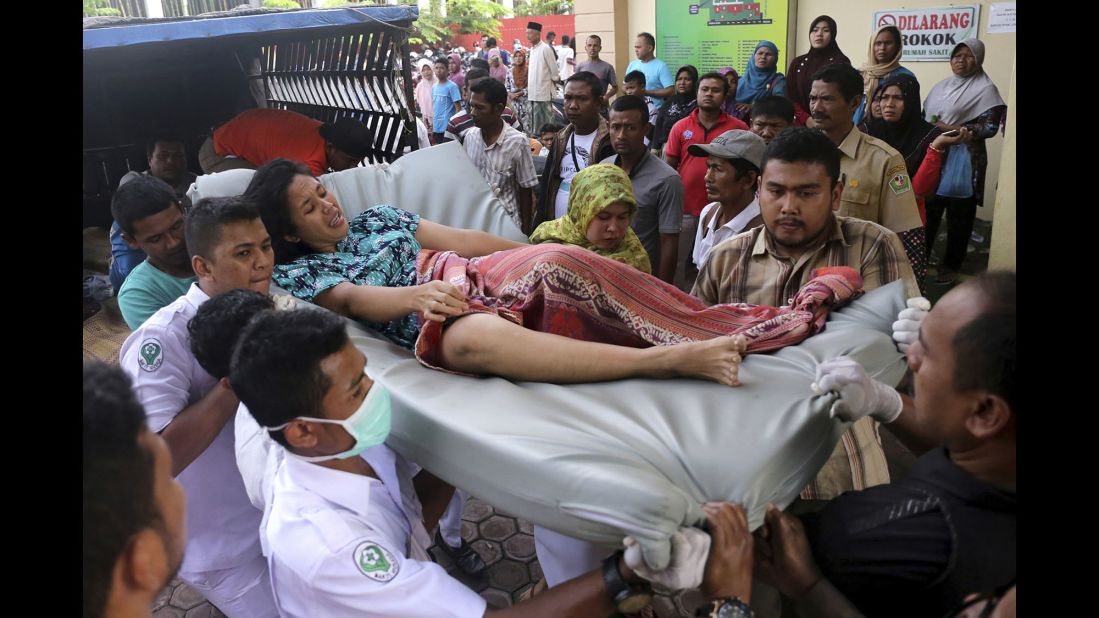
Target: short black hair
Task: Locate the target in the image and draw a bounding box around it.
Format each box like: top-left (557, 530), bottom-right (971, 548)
top-left (230, 308), bottom-right (351, 449)
top-left (244, 158), bottom-right (315, 264)
top-left (470, 77), bottom-right (508, 107)
top-left (953, 271), bottom-right (1016, 415)
top-left (697, 71), bottom-right (729, 96)
top-left (624, 70), bottom-right (646, 86)
top-left (561, 34), bottom-right (570, 45)
top-left (486, 36), bottom-right (497, 47)
top-left (547, 31), bottom-right (556, 38)
top-left (587, 34), bottom-right (602, 45)
top-left (83, 362), bottom-right (157, 618)
top-left (637, 32), bottom-right (655, 49)
top-left (565, 70), bottom-right (606, 99)
top-left (433, 57), bottom-right (448, 67)
top-left (811, 63), bottom-right (863, 104)
top-left (465, 67), bottom-right (490, 85)
top-left (469, 58), bottom-right (490, 72)
top-left (111, 174), bottom-right (180, 236)
top-left (752, 95), bottom-right (795, 122)
top-left (540, 123), bottom-right (563, 135)
top-left (146, 132), bottom-right (186, 159)
top-left (760, 127), bottom-right (841, 186)
top-left (610, 94), bottom-right (650, 124)
top-left (189, 289), bottom-right (275, 379)
top-left (184, 195), bottom-right (262, 261)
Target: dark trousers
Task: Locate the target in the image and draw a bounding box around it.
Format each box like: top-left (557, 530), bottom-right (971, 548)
top-left (924, 194), bottom-right (977, 272)
top-left (433, 132), bottom-right (452, 144)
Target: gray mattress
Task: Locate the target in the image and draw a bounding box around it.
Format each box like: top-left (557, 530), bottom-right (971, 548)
top-left (194, 143), bottom-right (908, 570)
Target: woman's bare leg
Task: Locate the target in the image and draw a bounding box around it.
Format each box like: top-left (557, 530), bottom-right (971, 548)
top-left (440, 313), bottom-right (748, 386)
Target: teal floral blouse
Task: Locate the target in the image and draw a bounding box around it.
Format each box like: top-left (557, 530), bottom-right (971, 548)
top-left (273, 205), bottom-right (423, 348)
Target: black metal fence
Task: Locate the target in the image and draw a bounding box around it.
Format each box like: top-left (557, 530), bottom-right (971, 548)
top-left (260, 27), bottom-right (416, 163)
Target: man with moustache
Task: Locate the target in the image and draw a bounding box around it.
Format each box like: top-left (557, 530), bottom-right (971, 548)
top-left (807, 63), bottom-right (925, 282)
top-left (693, 128), bottom-right (918, 508)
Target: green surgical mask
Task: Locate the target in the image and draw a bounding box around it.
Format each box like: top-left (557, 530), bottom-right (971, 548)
top-left (271, 378), bottom-right (392, 463)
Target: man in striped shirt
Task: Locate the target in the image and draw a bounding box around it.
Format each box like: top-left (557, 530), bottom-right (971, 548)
top-left (462, 77), bottom-right (538, 231)
top-left (693, 128), bottom-right (919, 504)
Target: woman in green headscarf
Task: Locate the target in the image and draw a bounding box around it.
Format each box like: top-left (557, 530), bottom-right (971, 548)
top-left (529, 163), bottom-right (652, 274)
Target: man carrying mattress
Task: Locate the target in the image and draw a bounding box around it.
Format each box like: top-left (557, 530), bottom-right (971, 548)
top-left (692, 127), bottom-right (922, 505)
top-left (118, 197), bottom-right (279, 616)
top-left (231, 306), bottom-right (762, 618)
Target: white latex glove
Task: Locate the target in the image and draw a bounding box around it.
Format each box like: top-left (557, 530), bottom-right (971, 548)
top-left (892, 297), bottom-right (931, 352)
top-left (623, 528), bottom-right (711, 591)
top-left (811, 356), bottom-right (903, 423)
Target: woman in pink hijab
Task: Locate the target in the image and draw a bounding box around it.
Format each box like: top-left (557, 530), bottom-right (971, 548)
top-left (487, 48), bottom-right (508, 83)
top-left (448, 53), bottom-right (465, 90)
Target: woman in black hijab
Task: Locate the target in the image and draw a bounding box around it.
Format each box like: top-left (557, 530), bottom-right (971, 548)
top-left (652, 65), bottom-right (699, 151)
top-left (785, 15), bottom-right (850, 126)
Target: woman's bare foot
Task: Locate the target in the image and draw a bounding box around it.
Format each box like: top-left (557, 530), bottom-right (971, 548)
top-left (657, 335), bottom-right (748, 386)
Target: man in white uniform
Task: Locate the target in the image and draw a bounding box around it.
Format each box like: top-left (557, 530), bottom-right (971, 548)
top-left (119, 196), bottom-right (278, 616)
top-left (231, 307), bottom-right (759, 618)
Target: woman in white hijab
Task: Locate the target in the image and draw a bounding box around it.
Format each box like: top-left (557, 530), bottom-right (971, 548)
top-left (922, 38), bottom-right (1006, 284)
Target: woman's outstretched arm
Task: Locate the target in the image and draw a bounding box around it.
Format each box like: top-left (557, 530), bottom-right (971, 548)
top-left (315, 280), bottom-right (469, 323)
top-left (416, 219), bottom-right (527, 258)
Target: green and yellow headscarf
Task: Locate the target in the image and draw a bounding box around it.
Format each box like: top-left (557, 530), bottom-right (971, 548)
top-left (529, 164), bottom-right (652, 274)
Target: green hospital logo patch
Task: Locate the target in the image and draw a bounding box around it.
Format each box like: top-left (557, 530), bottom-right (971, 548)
top-left (138, 339), bottom-right (164, 372)
top-left (354, 541), bottom-right (399, 582)
top-left (888, 172), bottom-right (912, 195)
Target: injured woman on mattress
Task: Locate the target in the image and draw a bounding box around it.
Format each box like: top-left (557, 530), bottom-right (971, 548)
top-left (244, 158), bottom-right (864, 388)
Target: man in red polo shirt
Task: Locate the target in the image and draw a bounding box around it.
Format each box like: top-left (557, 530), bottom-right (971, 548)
top-left (199, 109), bottom-right (373, 177)
top-left (664, 72), bottom-right (748, 291)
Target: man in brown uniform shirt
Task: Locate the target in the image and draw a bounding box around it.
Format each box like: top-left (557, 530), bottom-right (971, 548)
top-left (693, 128), bottom-right (918, 502)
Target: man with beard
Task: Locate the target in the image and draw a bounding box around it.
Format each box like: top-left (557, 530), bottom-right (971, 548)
top-left (84, 361), bottom-right (187, 618)
top-left (113, 174), bottom-right (197, 329)
top-left (693, 128), bottom-right (918, 513)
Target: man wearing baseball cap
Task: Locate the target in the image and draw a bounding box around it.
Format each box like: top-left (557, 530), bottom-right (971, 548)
top-left (687, 129), bottom-right (766, 270)
top-left (199, 109), bottom-right (373, 177)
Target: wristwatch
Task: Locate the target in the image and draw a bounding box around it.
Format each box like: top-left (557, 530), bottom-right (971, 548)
top-left (601, 551), bottom-right (653, 614)
top-left (697, 596), bottom-right (754, 618)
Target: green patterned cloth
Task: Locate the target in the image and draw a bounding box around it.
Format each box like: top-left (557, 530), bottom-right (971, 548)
top-left (529, 164), bottom-right (652, 273)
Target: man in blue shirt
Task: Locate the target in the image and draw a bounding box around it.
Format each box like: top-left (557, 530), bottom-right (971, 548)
top-left (430, 57), bottom-right (463, 143)
top-left (626, 32), bottom-right (675, 111)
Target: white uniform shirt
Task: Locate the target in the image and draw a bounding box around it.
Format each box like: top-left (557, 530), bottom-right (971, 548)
top-left (557, 45), bottom-right (575, 80)
top-left (527, 40), bottom-right (560, 102)
top-left (264, 447), bottom-right (487, 618)
top-left (693, 197), bottom-right (762, 269)
top-left (119, 283), bottom-right (263, 575)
